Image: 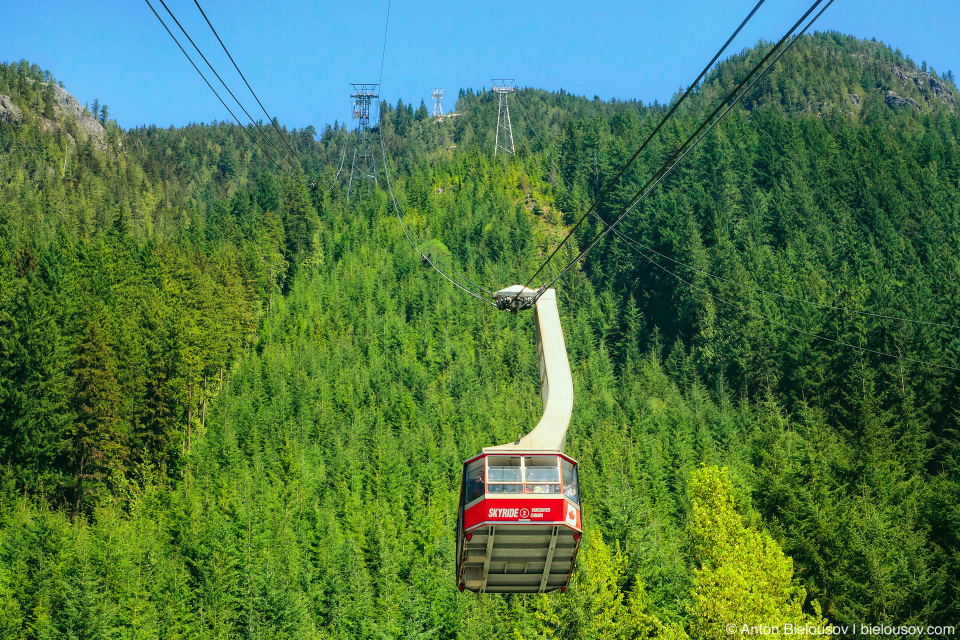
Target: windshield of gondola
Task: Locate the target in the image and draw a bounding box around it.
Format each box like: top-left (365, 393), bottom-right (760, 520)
top-left (524, 456), bottom-right (561, 493)
top-left (487, 456), bottom-right (522, 493)
top-left (561, 459), bottom-right (579, 504)
top-left (465, 459), bottom-right (485, 503)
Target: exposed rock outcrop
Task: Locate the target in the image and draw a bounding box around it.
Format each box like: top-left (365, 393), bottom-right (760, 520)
top-left (14, 79), bottom-right (106, 149)
top-left (40, 117), bottom-right (76, 147)
top-left (884, 90), bottom-right (921, 110)
top-left (890, 64), bottom-right (956, 111)
top-left (924, 74), bottom-right (956, 106)
top-left (50, 83), bottom-right (106, 149)
top-left (0, 94), bottom-right (22, 122)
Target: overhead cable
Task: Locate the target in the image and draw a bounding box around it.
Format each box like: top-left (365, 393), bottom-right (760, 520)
top-left (156, 0), bottom-right (301, 176)
top-left (531, 0), bottom-right (834, 303)
top-left (373, 0), bottom-right (497, 305)
top-left (519, 0), bottom-right (769, 295)
top-left (327, 124), bottom-right (349, 192)
top-left (143, 0), bottom-right (295, 179)
top-left (192, 0), bottom-right (310, 174)
top-left (513, 85), bottom-right (958, 374)
top-left (513, 88), bottom-right (960, 333)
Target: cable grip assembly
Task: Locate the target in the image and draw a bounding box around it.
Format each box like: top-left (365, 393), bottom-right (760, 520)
top-left (493, 285), bottom-right (540, 313)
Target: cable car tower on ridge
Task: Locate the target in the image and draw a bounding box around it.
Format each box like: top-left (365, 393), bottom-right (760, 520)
top-left (492, 79), bottom-right (515, 155)
top-left (347, 83), bottom-right (380, 199)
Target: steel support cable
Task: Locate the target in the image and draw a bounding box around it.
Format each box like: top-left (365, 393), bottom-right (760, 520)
top-left (144, 0), bottom-right (295, 179)
top-left (621, 227), bottom-right (960, 373)
top-left (156, 0), bottom-right (301, 176)
top-left (611, 230), bottom-right (960, 331)
top-left (320, 111), bottom-right (351, 193)
top-left (512, 94), bottom-right (960, 378)
top-left (192, 0), bottom-right (309, 174)
top-left (516, 92), bottom-right (960, 246)
top-left (532, 0), bottom-right (832, 303)
top-left (373, 0), bottom-right (497, 305)
top-left (327, 125), bottom-right (350, 192)
top-left (377, 120), bottom-right (496, 304)
top-left (377, 6), bottom-right (494, 304)
top-left (379, 144), bottom-right (497, 303)
top-left (519, 0), bottom-right (769, 295)
top-left (505, 19), bottom-right (959, 349)
top-left (511, 91), bottom-right (960, 332)
top-left (389, 180), bottom-right (498, 306)
top-left (380, 148), bottom-right (496, 305)
top-left (512, 38), bottom-right (958, 333)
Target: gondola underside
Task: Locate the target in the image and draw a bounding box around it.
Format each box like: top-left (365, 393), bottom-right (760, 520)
top-left (459, 523), bottom-right (580, 593)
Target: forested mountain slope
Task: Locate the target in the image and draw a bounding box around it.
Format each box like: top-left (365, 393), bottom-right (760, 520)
top-left (0, 31), bottom-right (958, 638)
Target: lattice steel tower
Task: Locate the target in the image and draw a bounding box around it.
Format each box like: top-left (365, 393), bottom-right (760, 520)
top-left (432, 88), bottom-right (444, 117)
top-left (347, 83), bottom-right (380, 199)
top-left (492, 79), bottom-right (515, 155)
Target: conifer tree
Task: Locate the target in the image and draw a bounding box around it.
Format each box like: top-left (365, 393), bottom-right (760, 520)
top-left (687, 465), bottom-right (825, 639)
top-left (68, 310), bottom-right (124, 516)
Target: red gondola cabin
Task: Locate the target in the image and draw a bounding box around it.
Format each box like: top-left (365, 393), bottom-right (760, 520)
top-left (456, 451), bottom-right (582, 593)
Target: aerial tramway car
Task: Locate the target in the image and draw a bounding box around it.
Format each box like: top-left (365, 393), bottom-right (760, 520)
top-left (456, 287), bottom-right (582, 593)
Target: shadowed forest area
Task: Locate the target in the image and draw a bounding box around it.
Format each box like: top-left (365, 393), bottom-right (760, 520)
top-left (0, 32), bottom-right (959, 638)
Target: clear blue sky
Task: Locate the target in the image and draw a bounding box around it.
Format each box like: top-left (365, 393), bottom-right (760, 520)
top-left (1, 0), bottom-right (957, 132)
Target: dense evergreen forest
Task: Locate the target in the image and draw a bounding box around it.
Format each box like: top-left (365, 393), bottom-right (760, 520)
top-left (1, 31), bottom-right (959, 638)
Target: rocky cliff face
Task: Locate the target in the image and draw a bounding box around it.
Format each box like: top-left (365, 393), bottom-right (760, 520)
top-left (845, 63), bottom-right (957, 114)
top-left (884, 90), bottom-right (921, 110)
top-left (889, 64), bottom-right (956, 111)
top-left (11, 79), bottom-right (107, 150)
top-left (707, 34), bottom-right (960, 119)
top-left (0, 94), bottom-right (22, 122)
top-left (50, 83), bottom-right (106, 150)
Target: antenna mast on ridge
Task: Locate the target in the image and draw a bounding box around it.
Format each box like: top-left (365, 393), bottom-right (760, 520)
top-left (432, 88), bottom-right (444, 117)
top-left (491, 78), bottom-right (515, 155)
top-left (347, 83), bottom-right (380, 199)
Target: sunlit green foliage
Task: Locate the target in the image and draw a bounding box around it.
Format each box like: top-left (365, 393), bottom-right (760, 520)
top-left (687, 465), bottom-right (825, 639)
top-left (0, 31), bottom-right (958, 638)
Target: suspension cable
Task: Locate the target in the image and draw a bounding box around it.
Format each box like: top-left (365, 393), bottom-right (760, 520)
top-left (512, 83), bottom-right (960, 332)
top-left (518, 0), bottom-right (768, 295)
top-left (143, 0), bottom-right (295, 179)
top-left (531, 0), bottom-right (834, 303)
top-left (156, 0), bottom-right (301, 176)
top-left (372, 0), bottom-right (496, 305)
top-left (192, 0), bottom-right (309, 174)
top-left (327, 123), bottom-right (350, 192)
